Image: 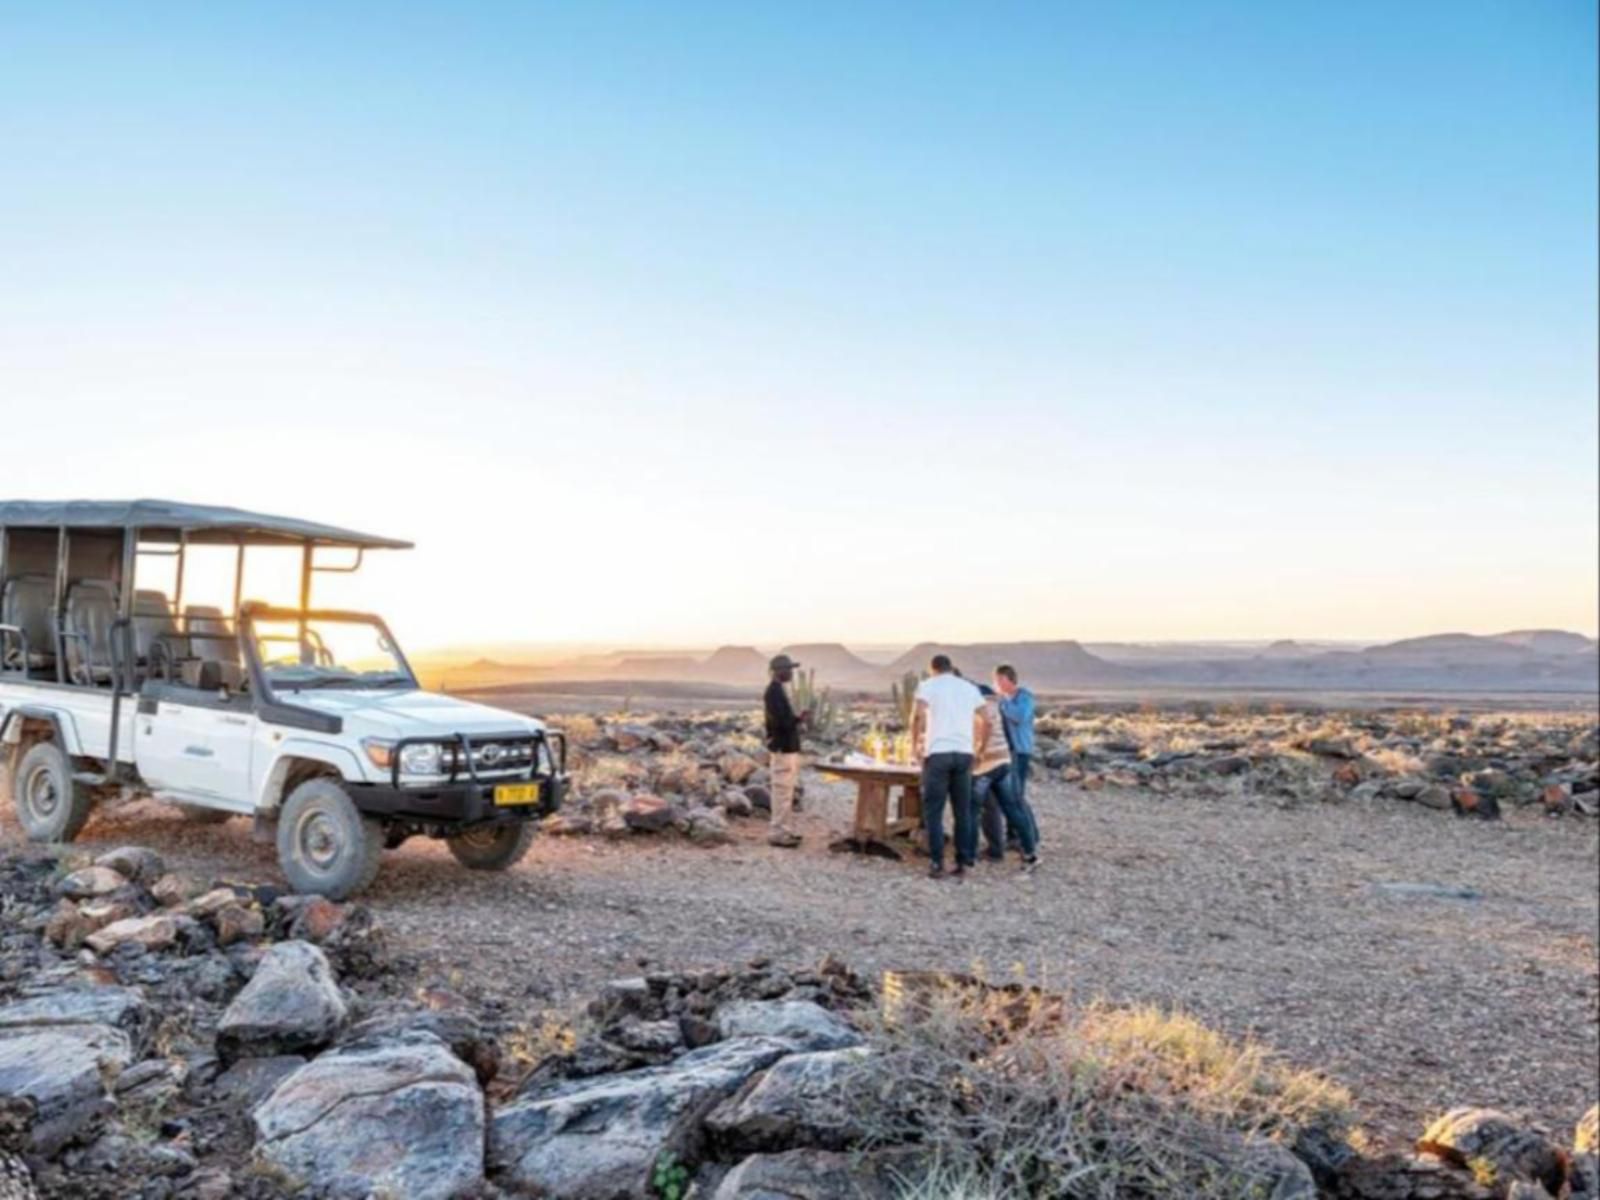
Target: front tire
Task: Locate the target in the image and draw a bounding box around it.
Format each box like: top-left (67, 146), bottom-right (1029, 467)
top-left (276, 777), bottom-right (383, 899)
top-left (8, 742), bottom-right (94, 843)
top-left (447, 822), bottom-right (536, 871)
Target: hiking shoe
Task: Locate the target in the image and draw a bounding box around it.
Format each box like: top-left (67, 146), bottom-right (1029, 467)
top-left (768, 831), bottom-right (801, 848)
top-left (1021, 855), bottom-right (1041, 874)
top-left (927, 864), bottom-right (945, 880)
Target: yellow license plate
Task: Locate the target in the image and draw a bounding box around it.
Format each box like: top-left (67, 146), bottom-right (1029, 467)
top-left (493, 782), bottom-right (542, 807)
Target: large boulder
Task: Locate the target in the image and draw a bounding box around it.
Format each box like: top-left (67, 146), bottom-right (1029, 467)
top-left (0, 985), bottom-right (151, 1073)
top-left (217, 941), bottom-right (347, 1059)
top-left (710, 1147), bottom-right (922, 1199)
top-left (253, 1031), bottom-right (483, 1200)
top-left (0, 1033), bottom-right (110, 1155)
top-left (84, 914), bottom-right (178, 956)
top-left (622, 795), bottom-right (676, 833)
top-left (488, 1036), bottom-right (794, 1198)
top-left (714, 1000), bottom-right (862, 1052)
top-left (1418, 1108), bottom-right (1567, 1196)
top-left (705, 1047), bottom-right (871, 1153)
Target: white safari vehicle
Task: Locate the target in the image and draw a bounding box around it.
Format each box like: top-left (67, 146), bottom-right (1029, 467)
top-left (0, 500), bottom-right (566, 898)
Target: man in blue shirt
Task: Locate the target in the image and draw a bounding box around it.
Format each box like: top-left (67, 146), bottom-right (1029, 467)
top-left (993, 664), bottom-right (1040, 848)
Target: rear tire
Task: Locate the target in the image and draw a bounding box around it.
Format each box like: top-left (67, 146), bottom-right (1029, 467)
top-left (8, 742), bottom-right (94, 843)
top-left (173, 803), bottom-right (234, 825)
top-left (276, 777), bottom-right (383, 899)
top-left (447, 822), bottom-right (536, 871)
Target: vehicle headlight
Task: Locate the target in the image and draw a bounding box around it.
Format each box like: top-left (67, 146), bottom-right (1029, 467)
top-left (362, 739), bottom-right (443, 775)
top-left (398, 742), bottom-right (442, 775)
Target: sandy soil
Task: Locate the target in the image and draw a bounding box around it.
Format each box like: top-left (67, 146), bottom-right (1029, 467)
top-left (15, 770), bottom-right (1596, 1150)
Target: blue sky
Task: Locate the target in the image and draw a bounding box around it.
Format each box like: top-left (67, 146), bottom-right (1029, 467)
top-left (1, 2), bottom-right (1595, 645)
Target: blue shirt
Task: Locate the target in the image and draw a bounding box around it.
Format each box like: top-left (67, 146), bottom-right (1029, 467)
top-left (997, 686), bottom-right (1036, 755)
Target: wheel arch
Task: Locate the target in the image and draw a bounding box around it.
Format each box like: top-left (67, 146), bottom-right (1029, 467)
top-left (0, 705), bottom-right (82, 771)
top-left (256, 742), bottom-right (365, 814)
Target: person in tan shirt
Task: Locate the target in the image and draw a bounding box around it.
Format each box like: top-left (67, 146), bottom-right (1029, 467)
top-left (968, 684), bottom-right (1040, 870)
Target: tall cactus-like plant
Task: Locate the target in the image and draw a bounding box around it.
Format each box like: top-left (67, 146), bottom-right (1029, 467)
top-left (890, 670), bottom-right (920, 729)
top-left (793, 668), bottom-right (839, 740)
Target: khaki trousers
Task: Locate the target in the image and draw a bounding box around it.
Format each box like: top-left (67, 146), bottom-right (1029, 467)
top-left (769, 752), bottom-right (801, 833)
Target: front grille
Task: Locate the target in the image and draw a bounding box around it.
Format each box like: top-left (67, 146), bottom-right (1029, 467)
top-left (441, 736), bottom-right (541, 778)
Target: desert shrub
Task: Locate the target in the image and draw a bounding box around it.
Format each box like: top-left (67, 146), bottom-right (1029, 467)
top-left (847, 975), bottom-right (1350, 1200)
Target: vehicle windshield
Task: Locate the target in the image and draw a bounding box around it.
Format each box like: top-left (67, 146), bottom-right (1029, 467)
top-left (248, 615), bottom-right (414, 690)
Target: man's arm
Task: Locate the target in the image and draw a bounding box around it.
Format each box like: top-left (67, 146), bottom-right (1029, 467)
top-left (911, 699), bottom-right (928, 759)
top-left (999, 689), bottom-right (1035, 726)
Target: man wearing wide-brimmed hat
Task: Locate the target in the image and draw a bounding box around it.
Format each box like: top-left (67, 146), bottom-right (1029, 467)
top-left (763, 654), bottom-right (810, 847)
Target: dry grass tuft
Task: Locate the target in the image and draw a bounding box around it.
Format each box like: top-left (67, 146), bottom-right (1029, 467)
top-left (846, 974), bottom-right (1352, 1199)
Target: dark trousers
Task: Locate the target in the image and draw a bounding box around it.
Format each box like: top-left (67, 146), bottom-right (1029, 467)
top-left (973, 764), bottom-right (1039, 860)
top-left (922, 752), bottom-right (975, 868)
top-left (1012, 752), bottom-right (1039, 847)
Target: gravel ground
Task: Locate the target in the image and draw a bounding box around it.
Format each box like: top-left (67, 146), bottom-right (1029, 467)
top-left (9, 772), bottom-right (1596, 1148)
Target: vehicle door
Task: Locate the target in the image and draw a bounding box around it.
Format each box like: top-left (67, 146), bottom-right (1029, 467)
top-left (135, 682), bottom-right (256, 809)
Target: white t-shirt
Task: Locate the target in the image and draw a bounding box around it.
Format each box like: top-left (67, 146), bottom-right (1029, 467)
top-left (915, 673), bottom-right (984, 756)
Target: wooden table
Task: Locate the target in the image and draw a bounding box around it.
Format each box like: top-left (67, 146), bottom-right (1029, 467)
top-left (816, 759), bottom-right (923, 857)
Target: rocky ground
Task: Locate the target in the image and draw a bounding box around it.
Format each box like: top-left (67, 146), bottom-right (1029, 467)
top-left (0, 702), bottom-right (1595, 1196)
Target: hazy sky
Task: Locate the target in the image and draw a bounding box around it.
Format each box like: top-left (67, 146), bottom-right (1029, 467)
top-left (2, 2), bottom-right (1596, 648)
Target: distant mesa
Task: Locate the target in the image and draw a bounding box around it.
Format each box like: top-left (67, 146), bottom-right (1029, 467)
top-left (776, 643), bottom-right (882, 686)
top-left (696, 646), bottom-right (768, 684)
top-left (1490, 629), bottom-right (1598, 656)
top-left (888, 640), bottom-right (1133, 688)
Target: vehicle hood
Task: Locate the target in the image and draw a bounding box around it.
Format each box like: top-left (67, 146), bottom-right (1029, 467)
top-left (285, 688), bottom-right (545, 739)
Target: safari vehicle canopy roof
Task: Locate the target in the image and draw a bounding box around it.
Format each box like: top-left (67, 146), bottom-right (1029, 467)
top-left (0, 500), bottom-right (412, 550)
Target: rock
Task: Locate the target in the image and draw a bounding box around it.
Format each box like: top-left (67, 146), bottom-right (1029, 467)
top-left (719, 754), bottom-right (760, 785)
top-left (254, 1031), bottom-right (483, 1200)
top-left (1572, 1153), bottom-right (1600, 1200)
top-left (623, 794), bottom-right (676, 833)
top-left (217, 941), bottom-right (347, 1059)
top-left (687, 809), bottom-right (734, 846)
top-left (210, 1055), bottom-right (305, 1107)
top-left (213, 904), bottom-right (264, 947)
top-left (610, 724), bottom-right (654, 752)
top-left (288, 896), bottom-right (346, 942)
top-left (188, 887), bottom-right (244, 917)
top-left (149, 873), bottom-right (195, 908)
top-left (710, 1147), bottom-right (922, 1200)
top-left (1391, 778), bottom-right (1428, 800)
top-left (43, 902), bottom-right (93, 950)
top-left (84, 915), bottom-right (177, 956)
top-left (53, 867), bottom-right (127, 900)
top-left (744, 785), bottom-right (771, 813)
top-left (705, 1047), bottom-right (871, 1152)
top-left (1451, 789), bottom-right (1501, 820)
top-left (714, 1000), bottom-right (862, 1052)
top-left (489, 1036), bottom-right (794, 1198)
top-left (1306, 737), bottom-right (1358, 759)
top-left (1542, 783), bottom-right (1574, 814)
top-left (721, 790), bottom-right (754, 818)
top-left (1210, 755), bottom-right (1251, 776)
top-left (1468, 768), bottom-right (1516, 797)
top-left (1417, 1107), bottom-right (1566, 1195)
top-left (93, 847), bottom-right (165, 885)
top-left (0, 1033), bottom-right (110, 1154)
top-left (0, 1153), bottom-right (35, 1200)
top-left (342, 1007), bottom-right (499, 1086)
top-left (541, 812), bottom-right (594, 836)
top-left (0, 984), bottom-right (151, 1069)
top-left (612, 1019), bottom-right (684, 1056)
top-left (1416, 784), bottom-right (1454, 810)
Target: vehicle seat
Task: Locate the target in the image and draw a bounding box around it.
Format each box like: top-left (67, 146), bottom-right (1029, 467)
top-left (183, 605), bottom-right (241, 665)
top-left (64, 580), bottom-right (117, 686)
top-left (132, 590), bottom-right (177, 663)
top-left (1, 575), bottom-right (57, 674)
top-left (179, 658), bottom-right (246, 693)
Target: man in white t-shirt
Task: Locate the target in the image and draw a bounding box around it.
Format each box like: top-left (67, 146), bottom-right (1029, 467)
top-left (909, 654), bottom-right (987, 879)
